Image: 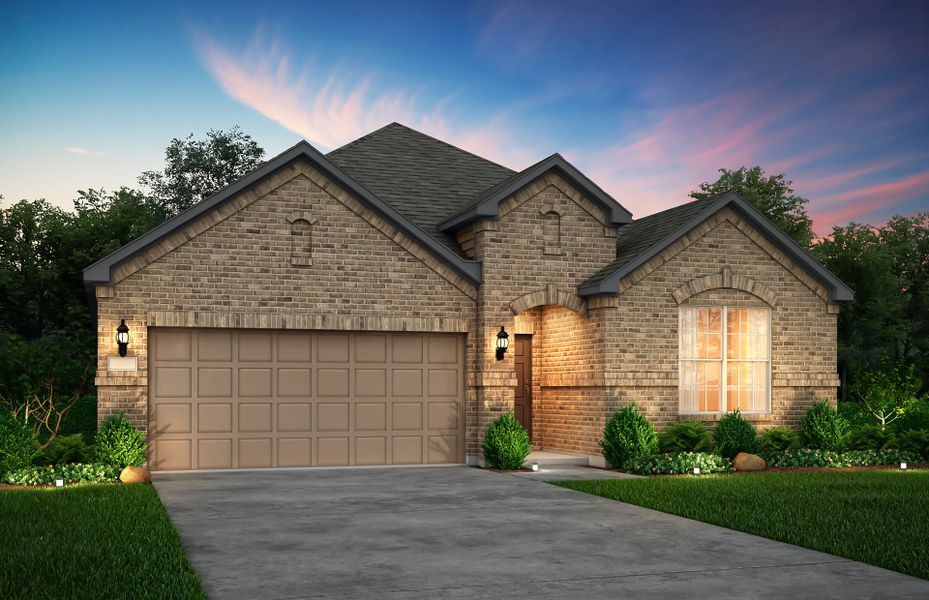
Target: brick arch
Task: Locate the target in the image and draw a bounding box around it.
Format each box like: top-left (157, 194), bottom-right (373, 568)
top-left (509, 283), bottom-right (587, 316)
top-left (285, 211), bottom-right (318, 225)
top-left (671, 267), bottom-right (778, 306)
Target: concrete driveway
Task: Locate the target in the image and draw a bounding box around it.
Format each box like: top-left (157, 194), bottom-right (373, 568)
top-left (154, 466), bottom-right (929, 599)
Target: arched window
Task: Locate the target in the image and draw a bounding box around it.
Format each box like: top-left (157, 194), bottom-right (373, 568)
top-left (286, 212), bottom-right (318, 266)
top-left (542, 210), bottom-right (562, 255)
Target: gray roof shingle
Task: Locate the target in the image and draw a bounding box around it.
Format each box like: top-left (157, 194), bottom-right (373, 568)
top-left (327, 123), bottom-right (515, 257)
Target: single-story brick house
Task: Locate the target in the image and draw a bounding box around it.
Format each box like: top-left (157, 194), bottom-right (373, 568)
top-left (84, 123), bottom-right (853, 470)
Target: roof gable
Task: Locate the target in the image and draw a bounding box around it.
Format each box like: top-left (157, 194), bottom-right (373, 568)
top-left (578, 191), bottom-right (854, 302)
top-left (438, 153), bottom-right (633, 231)
top-left (83, 139), bottom-right (483, 287)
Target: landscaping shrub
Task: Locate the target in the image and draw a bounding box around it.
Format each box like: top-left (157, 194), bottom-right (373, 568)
top-left (800, 400), bottom-right (850, 451)
top-left (713, 410), bottom-right (757, 459)
top-left (622, 452), bottom-right (732, 475)
top-left (96, 414), bottom-right (147, 469)
top-left (848, 425), bottom-right (897, 451)
top-left (35, 433), bottom-right (93, 466)
top-left (757, 426), bottom-right (801, 453)
top-left (897, 429), bottom-right (929, 460)
top-left (761, 448), bottom-right (919, 468)
top-left (891, 400), bottom-right (929, 434)
top-left (2, 463), bottom-right (119, 486)
top-left (600, 403), bottom-right (658, 467)
top-left (837, 401), bottom-right (875, 429)
top-left (57, 393), bottom-right (98, 436)
top-left (481, 412), bottom-right (531, 470)
top-left (0, 409), bottom-right (38, 475)
top-left (658, 421), bottom-right (714, 453)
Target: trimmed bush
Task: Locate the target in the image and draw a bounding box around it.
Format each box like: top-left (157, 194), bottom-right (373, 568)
top-left (600, 403), bottom-right (658, 467)
top-left (58, 393), bottom-right (98, 436)
top-left (713, 410), bottom-right (757, 459)
top-left (658, 421), bottom-right (714, 453)
top-left (3, 463), bottom-right (119, 486)
top-left (892, 400), bottom-right (929, 434)
top-left (762, 448), bottom-right (918, 468)
top-left (800, 401), bottom-right (850, 451)
top-left (35, 433), bottom-right (93, 466)
top-left (837, 400), bottom-right (876, 429)
top-left (848, 425), bottom-right (897, 451)
top-left (758, 426), bottom-right (800, 453)
top-left (897, 429), bottom-right (929, 460)
top-left (623, 452), bottom-right (732, 475)
top-left (481, 412), bottom-right (531, 470)
top-left (0, 409), bottom-right (38, 475)
top-left (96, 414), bottom-right (147, 469)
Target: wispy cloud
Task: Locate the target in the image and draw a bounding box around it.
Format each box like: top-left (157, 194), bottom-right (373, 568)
top-left (65, 146), bottom-right (105, 156)
top-left (194, 29), bottom-right (537, 167)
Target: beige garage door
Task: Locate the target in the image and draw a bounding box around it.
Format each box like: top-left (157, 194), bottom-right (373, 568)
top-left (148, 329), bottom-right (464, 470)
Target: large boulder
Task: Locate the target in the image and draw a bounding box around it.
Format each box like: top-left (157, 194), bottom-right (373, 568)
top-left (120, 466), bottom-right (152, 484)
top-left (733, 452), bottom-right (766, 472)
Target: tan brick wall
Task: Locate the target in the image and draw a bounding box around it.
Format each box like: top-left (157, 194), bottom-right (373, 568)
top-left (95, 159), bottom-right (479, 435)
top-left (603, 208), bottom-right (839, 433)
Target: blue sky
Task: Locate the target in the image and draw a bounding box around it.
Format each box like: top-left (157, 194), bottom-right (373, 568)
top-left (1, 0), bottom-right (927, 232)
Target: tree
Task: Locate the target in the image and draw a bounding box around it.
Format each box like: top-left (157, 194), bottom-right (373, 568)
top-left (852, 359), bottom-right (925, 430)
top-left (691, 166), bottom-right (815, 248)
top-left (139, 126), bottom-right (265, 214)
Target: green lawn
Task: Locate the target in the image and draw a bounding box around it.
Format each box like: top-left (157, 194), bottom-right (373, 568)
top-left (555, 470), bottom-right (929, 580)
top-left (0, 484), bottom-right (205, 599)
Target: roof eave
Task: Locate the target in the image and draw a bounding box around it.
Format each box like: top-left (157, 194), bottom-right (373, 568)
top-left (83, 140), bottom-right (483, 288)
top-left (578, 192), bottom-right (855, 303)
top-left (438, 155), bottom-right (633, 232)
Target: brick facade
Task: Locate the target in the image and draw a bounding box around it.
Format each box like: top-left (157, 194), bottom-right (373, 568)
top-left (93, 154), bottom-right (841, 466)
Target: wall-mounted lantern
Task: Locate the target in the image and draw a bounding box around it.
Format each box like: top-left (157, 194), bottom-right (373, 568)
top-left (495, 326), bottom-right (509, 361)
top-left (116, 319), bottom-right (130, 357)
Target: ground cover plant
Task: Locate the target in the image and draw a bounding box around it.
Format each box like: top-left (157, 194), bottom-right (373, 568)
top-left (761, 448), bottom-right (919, 468)
top-left (3, 463), bottom-right (118, 486)
top-left (555, 470), bottom-right (929, 580)
top-left (0, 485), bottom-right (205, 599)
top-left (622, 452), bottom-right (731, 475)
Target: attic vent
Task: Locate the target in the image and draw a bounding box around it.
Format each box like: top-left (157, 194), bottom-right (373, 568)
top-left (286, 212), bottom-right (318, 267)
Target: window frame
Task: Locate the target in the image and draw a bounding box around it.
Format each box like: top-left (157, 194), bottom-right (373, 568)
top-left (678, 305), bottom-right (772, 415)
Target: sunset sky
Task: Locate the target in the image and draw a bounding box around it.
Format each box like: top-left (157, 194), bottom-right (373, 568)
top-left (1, 0), bottom-right (927, 233)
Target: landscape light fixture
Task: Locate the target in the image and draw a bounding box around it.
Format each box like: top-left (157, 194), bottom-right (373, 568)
top-left (531, 462), bottom-right (539, 472)
top-left (55, 479), bottom-right (64, 487)
top-left (901, 462), bottom-right (908, 470)
top-left (693, 466), bottom-right (701, 475)
top-left (116, 319), bottom-right (130, 357)
top-left (495, 326), bottom-right (509, 360)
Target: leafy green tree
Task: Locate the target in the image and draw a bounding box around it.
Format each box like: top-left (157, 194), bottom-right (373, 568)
top-left (691, 166), bottom-right (815, 247)
top-left (852, 359), bottom-right (925, 430)
top-left (139, 126), bottom-right (265, 214)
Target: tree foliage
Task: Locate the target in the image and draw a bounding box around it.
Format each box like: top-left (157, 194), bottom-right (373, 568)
top-left (691, 166), bottom-right (815, 248)
top-left (139, 126), bottom-right (265, 214)
top-left (852, 359), bottom-right (925, 430)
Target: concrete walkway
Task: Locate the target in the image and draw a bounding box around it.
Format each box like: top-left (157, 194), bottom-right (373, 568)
top-left (154, 465), bottom-right (929, 600)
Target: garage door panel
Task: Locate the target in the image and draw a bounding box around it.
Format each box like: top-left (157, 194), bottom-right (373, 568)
top-left (198, 403), bottom-right (232, 433)
top-left (198, 368), bottom-right (232, 397)
top-left (318, 437), bottom-right (349, 466)
top-left (150, 329), bottom-right (462, 470)
top-left (157, 367), bottom-right (191, 398)
top-left (152, 439), bottom-right (191, 470)
top-left (198, 332), bottom-right (232, 362)
top-left (239, 438), bottom-right (272, 468)
top-left (239, 402), bottom-right (272, 433)
top-left (198, 439), bottom-right (233, 469)
top-left (278, 403), bottom-right (311, 432)
top-left (278, 438), bottom-right (311, 467)
top-left (150, 403), bottom-right (191, 434)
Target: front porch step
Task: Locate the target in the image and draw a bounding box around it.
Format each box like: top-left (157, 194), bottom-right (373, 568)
top-left (523, 451), bottom-right (589, 468)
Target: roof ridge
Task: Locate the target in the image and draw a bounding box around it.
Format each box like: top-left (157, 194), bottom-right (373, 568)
top-left (326, 122), bottom-right (399, 157)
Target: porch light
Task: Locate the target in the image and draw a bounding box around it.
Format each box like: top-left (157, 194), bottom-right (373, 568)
top-left (495, 326), bottom-right (509, 360)
top-left (116, 319), bottom-right (130, 357)
top-left (693, 466), bottom-right (701, 475)
top-left (901, 462), bottom-right (907, 470)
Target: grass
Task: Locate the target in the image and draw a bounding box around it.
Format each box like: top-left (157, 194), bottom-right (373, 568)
top-left (0, 484), bottom-right (205, 599)
top-left (555, 470), bottom-right (929, 580)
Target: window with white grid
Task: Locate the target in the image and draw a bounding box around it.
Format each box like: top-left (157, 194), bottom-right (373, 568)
top-left (679, 306), bottom-right (770, 414)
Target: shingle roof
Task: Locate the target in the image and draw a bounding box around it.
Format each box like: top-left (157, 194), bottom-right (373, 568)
top-left (327, 123), bottom-right (515, 257)
top-left (581, 197), bottom-right (715, 288)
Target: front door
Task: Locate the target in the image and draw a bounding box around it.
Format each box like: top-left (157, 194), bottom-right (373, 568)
top-left (513, 334), bottom-right (532, 440)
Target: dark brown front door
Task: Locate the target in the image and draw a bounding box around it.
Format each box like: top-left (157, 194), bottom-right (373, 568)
top-left (514, 334), bottom-right (532, 440)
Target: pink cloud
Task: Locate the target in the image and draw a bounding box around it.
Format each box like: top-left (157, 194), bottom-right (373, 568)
top-left (810, 171), bottom-right (929, 230)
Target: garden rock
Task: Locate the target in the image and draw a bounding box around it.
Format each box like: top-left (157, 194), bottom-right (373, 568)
top-left (120, 465), bottom-right (152, 484)
top-left (734, 452), bottom-right (766, 471)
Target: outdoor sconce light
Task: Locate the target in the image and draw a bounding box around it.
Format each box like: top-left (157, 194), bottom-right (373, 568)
top-left (495, 326), bottom-right (509, 360)
top-left (116, 319), bottom-right (130, 357)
